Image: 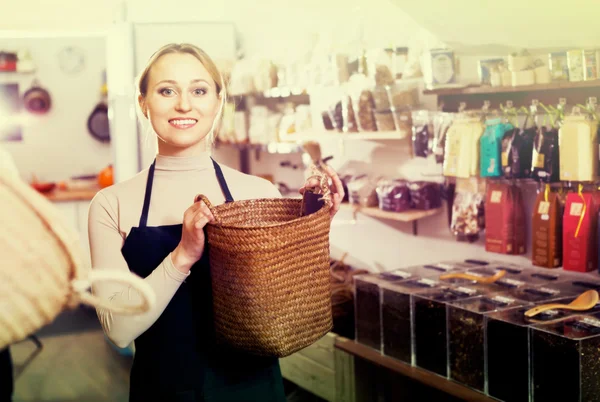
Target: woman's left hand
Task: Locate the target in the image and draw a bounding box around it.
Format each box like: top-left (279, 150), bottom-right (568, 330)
top-left (299, 164), bottom-right (345, 220)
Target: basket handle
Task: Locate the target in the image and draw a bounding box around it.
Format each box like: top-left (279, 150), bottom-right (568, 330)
top-left (71, 270), bottom-right (156, 315)
top-left (194, 194), bottom-right (220, 223)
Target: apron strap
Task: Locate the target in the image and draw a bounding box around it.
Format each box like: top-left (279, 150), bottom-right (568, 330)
top-left (139, 157), bottom-right (234, 228)
top-left (211, 158), bottom-right (234, 203)
top-left (139, 160), bottom-right (156, 227)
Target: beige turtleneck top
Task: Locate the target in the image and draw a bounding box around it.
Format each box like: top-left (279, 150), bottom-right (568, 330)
top-left (88, 152), bottom-right (281, 348)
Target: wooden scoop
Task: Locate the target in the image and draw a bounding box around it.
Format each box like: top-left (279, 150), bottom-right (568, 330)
top-left (524, 290), bottom-right (599, 318)
top-left (439, 270), bottom-right (506, 284)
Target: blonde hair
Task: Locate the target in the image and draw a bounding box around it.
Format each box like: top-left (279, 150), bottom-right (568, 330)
top-left (137, 43), bottom-right (227, 142)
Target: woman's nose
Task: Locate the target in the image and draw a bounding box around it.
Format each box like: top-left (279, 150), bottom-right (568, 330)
top-left (175, 94), bottom-right (192, 112)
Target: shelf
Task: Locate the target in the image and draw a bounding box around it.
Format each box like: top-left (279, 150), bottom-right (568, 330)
top-left (281, 131), bottom-right (409, 143)
top-left (335, 338), bottom-right (495, 402)
top-left (423, 79), bottom-right (600, 96)
top-left (340, 204), bottom-right (442, 235)
top-left (44, 187), bottom-right (100, 202)
top-left (216, 141), bottom-right (302, 154)
top-left (341, 204), bottom-right (441, 222)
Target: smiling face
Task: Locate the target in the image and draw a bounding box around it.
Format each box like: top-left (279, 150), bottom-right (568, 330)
top-left (139, 52), bottom-right (222, 156)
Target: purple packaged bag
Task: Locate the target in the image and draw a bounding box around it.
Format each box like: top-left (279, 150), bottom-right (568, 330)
top-left (409, 181), bottom-right (442, 210)
top-left (376, 179), bottom-right (412, 212)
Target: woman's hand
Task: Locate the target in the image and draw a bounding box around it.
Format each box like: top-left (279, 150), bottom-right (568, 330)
top-left (299, 164), bottom-right (345, 220)
top-left (171, 199), bottom-right (215, 273)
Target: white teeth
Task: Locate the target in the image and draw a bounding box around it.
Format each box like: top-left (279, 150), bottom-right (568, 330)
top-left (170, 119), bottom-right (196, 126)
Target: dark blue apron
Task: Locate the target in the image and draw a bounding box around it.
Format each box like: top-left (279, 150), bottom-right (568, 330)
top-left (121, 158), bottom-right (285, 402)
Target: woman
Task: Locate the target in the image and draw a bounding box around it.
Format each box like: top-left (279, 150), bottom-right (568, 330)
top-left (88, 43), bottom-right (343, 402)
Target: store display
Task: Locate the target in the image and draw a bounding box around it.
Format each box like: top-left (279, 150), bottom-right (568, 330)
top-left (413, 285), bottom-right (486, 376)
top-left (411, 110), bottom-right (433, 158)
top-left (373, 110), bottom-right (396, 131)
top-left (372, 86), bottom-right (390, 110)
top-left (504, 126), bottom-right (536, 179)
top-left (485, 304), bottom-right (577, 402)
top-left (376, 179), bottom-right (411, 212)
top-left (448, 294), bottom-right (526, 391)
top-left (353, 90), bottom-right (377, 132)
top-left (481, 118), bottom-right (510, 178)
top-left (531, 126), bottom-right (561, 182)
top-left (549, 51), bottom-right (570, 81)
top-left (423, 49), bottom-right (457, 88)
top-left (531, 314), bottom-right (600, 402)
top-left (450, 178), bottom-right (485, 242)
top-left (563, 191), bottom-right (598, 273)
top-left (532, 189), bottom-right (563, 268)
top-left (443, 117), bottom-right (484, 178)
top-left (567, 49), bottom-right (585, 82)
top-left (408, 181), bottom-right (442, 210)
top-left (433, 113), bottom-right (456, 165)
top-left (583, 49), bottom-right (599, 81)
top-left (507, 282), bottom-right (580, 303)
top-left (485, 183), bottom-right (525, 255)
top-left (478, 58), bottom-right (504, 85)
top-left (386, 81), bottom-right (419, 110)
top-left (559, 115), bottom-right (599, 182)
top-left (380, 278), bottom-right (443, 363)
top-left (341, 96), bottom-right (358, 133)
top-left (347, 174), bottom-right (379, 207)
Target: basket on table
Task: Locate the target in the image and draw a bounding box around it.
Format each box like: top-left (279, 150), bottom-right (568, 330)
top-left (197, 173), bottom-right (334, 358)
top-left (0, 170), bottom-right (155, 350)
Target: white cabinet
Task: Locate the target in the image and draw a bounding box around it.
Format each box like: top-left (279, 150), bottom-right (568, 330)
top-left (51, 200), bottom-right (92, 267)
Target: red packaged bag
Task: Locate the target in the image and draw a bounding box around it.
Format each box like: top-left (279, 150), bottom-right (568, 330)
top-left (563, 187), bottom-right (598, 272)
top-left (512, 185), bottom-right (527, 255)
top-left (485, 182), bottom-right (515, 254)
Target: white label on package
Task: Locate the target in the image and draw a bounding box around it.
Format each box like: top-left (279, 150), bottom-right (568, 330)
top-left (582, 317), bottom-right (600, 328)
top-left (389, 270), bottom-right (412, 279)
top-left (419, 278), bottom-right (439, 287)
top-left (492, 296), bottom-right (516, 304)
top-left (502, 278), bottom-right (525, 287)
top-left (456, 287), bottom-right (477, 296)
top-left (539, 287), bottom-right (560, 295)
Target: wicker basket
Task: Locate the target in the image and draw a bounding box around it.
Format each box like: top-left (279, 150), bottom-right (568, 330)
top-left (0, 170), bottom-right (155, 350)
top-left (198, 186), bottom-right (333, 357)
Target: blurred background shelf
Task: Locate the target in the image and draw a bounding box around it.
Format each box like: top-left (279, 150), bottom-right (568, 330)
top-left (340, 204), bottom-right (442, 235)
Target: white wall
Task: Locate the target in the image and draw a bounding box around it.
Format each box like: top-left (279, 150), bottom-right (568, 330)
top-left (0, 34), bottom-right (111, 182)
top-left (0, 0), bottom-right (568, 271)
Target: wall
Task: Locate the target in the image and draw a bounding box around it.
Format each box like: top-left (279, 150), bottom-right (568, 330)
top-left (0, 0), bottom-right (567, 272)
top-left (0, 34), bottom-right (111, 182)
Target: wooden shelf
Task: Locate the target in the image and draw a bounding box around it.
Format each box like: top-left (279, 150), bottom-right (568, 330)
top-left (335, 338), bottom-right (495, 402)
top-left (282, 131), bottom-right (409, 143)
top-left (341, 204), bottom-right (441, 223)
top-left (44, 187), bottom-right (100, 202)
top-left (340, 204), bottom-right (442, 236)
top-left (423, 79), bottom-right (600, 96)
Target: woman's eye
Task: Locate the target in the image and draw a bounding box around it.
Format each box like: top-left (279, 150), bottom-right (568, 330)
top-left (160, 88), bottom-right (175, 96)
top-left (193, 88), bottom-right (207, 96)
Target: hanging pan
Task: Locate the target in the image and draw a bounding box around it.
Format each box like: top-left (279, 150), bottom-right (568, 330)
top-left (87, 81), bottom-right (110, 143)
top-left (23, 79), bottom-right (51, 114)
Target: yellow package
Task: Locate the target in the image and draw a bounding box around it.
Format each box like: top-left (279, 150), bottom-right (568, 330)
top-left (559, 115), bottom-right (598, 181)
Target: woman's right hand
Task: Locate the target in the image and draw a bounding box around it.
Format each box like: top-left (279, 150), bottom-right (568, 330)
top-left (172, 199), bottom-right (215, 273)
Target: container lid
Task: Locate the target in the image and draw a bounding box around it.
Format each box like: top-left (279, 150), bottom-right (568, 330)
top-left (507, 282), bottom-right (581, 303)
top-left (531, 314), bottom-right (600, 340)
top-left (379, 276), bottom-right (443, 294)
top-left (414, 285), bottom-right (486, 303)
top-left (486, 303), bottom-right (575, 327)
top-left (448, 294), bottom-right (527, 314)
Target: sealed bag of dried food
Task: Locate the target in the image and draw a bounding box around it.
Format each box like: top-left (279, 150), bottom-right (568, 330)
top-left (412, 110), bottom-right (434, 158)
top-left (342, 96), bottom-right (358, 133)
top-left (559, 114), bottom-right (599, 182)
top-left (433, 112), bottom-right (456, 165)
top-left (328, 100), bottom-right (344, 132)
top-left (451, 178), bottom-right (485, 242)
top-left (409, 181), bottom-right (442, 210)
top-left (352, 90), bottom-right (377, 132)
top-left (480, 118), bottom-right (511, 178)
top-left (563, 188), bottom-right (599, 273)
top-left (532, 186), bottom-right (563, 268)
top-left (444, 117), bottom-right (484, 178)
top-left (347, 174), bottom-right (379, 207)
top-left (531, 126), bottom-right (560, 182)
top-left (376, 179), bottom-right (411, 212)
top-left (506, 126), bottom-right (536, 178)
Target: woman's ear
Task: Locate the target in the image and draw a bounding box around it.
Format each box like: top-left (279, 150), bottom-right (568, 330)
top-left (138, 94), bottom-right (148, 118)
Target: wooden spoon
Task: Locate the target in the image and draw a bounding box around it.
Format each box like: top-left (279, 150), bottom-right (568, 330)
top-left (524, 290), bottom-right (599, 318)
top-left (439, 270), bottom-right (506, 284)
